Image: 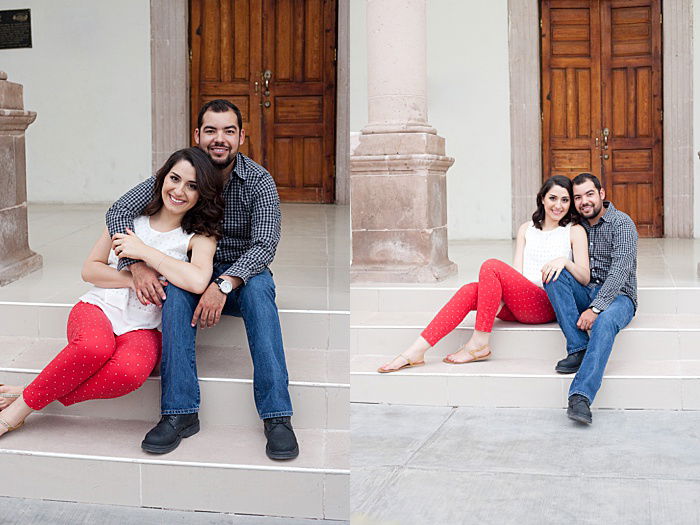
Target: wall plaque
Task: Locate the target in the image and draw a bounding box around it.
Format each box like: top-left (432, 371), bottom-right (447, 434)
top-left (0, 9), bottom-right (32, 49)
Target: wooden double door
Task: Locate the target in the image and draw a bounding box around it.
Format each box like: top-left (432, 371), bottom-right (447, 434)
top-left (541, 0), bottom-right (663, 237)
top-left (190, 0), bottom-right (337, 203)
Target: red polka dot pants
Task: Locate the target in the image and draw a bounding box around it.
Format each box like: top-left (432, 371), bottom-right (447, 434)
top-left (23, 301), bottom-right (161, 411)
top-left (421, 259), bottom-right (556, 346)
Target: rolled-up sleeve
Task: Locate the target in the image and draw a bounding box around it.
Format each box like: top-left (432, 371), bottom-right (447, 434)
top-left (105, 177), bottom-right (155, 270)
top-left (221, 174), bottom-right (281, 284)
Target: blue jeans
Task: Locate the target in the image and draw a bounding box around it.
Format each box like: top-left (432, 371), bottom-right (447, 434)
top-left (544, 269), bottom-right (635, 404)
top-left (159, 265), bottom-right (293, 419)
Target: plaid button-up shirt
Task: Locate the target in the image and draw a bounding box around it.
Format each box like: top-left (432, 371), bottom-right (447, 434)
top-left (106, 152), bottom-right (281, 285)
top-left (583, 201), bottom-right (638, 312)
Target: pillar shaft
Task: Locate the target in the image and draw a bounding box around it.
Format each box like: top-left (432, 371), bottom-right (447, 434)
top-left (364, 0), bottom-right (433, 134)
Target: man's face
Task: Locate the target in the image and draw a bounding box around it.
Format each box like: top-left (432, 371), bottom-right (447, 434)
top-left (573, 180), bottom-right (605, 219)
top-left (194, 109), bottom-right (245, 170)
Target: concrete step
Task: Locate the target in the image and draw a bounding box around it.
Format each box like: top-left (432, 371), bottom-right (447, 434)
top-left (0, 336), bottom-right (348, 430)
top-left (0, 414), bottom-right (348, 520)
top-left (351, 355), bottom-right (700, 410)
top-left (351, 286), bottom-right (700, 315)
top-left (350, 311), bottom-right (700, 361)
top-left (0, 301), bottom-right (349, 351)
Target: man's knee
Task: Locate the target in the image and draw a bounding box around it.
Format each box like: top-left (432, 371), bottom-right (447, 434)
top-left (544, 268), bottom-right (574, 293)
top-left (163, 284), bottom-right (198, 311)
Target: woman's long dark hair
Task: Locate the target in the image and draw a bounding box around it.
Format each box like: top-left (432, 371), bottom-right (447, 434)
top-left (531, 175), bottom-right (579, 230)
top-left (143, 148), bottom-right (224, 238)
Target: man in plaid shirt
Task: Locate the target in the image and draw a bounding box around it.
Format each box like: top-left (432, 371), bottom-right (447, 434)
top-left (544, 173), bottom-right (638, 425)
top-left (106, 100), bottom-right (297, 459)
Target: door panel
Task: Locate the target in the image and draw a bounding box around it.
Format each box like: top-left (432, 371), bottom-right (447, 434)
top-left (541, 0), bottom-right (663, 237)
top-left (190, 0), bottom-right (337, 203)
top-left (262, 0), bottom-right (336, 203)
top-left (542, 1), bottom-right (603, 182)
top-left (601, 0), bottom-right (662, 237)
top-left (190, 0), bottom-right (263, 161)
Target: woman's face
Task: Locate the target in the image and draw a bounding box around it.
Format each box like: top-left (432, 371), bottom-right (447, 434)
top-left (161, 159), bottom-right (200, 215)
top-left (543, 184), bottom-right (571, 224)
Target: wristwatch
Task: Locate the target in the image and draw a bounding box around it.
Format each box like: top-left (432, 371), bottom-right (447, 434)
top-left (214, 277), bottom-right (233, 295)
top-left (591, 306), bottom-right (602, 314)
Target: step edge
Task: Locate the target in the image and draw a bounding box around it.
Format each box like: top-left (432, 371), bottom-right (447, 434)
top-left (0, 367), bottom-right (350, 389)
top-left (0, 301), bottom-right (349, 315)
top-left (350, 325), bottom-right (700, 332)
top-left (350, 371), bottom-right (700, 379)
top-left (0, 448), bottom-right (350, 475)
top-left (351, 286), bottom-right (700, 291)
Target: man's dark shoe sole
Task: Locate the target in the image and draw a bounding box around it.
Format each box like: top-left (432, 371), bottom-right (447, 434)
top-left (141, 420), bottom-right (200, 454)
top-left (556, 364), bottom-right (581, 374)
top-left (266, 443), bottom-right (299, 460)
top-left (567, 409), bottom-right (592, 424)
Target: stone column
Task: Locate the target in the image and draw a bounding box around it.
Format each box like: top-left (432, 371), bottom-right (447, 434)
top-left (350, 0), bottom-right (456, 282)
top-left (0, 71), bottom-right (41, 286)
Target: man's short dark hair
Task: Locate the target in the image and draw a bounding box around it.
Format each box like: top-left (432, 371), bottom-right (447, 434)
top-left (197, 99), bottom-right (243, 130)
top-left (572, 172), bottom-right (602, 191)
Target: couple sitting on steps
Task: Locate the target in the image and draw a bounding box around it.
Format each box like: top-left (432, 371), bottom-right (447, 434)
top-left (379, 173), bottom-right (638, 425)
top-left (0, 100), bottom-right (299, 460)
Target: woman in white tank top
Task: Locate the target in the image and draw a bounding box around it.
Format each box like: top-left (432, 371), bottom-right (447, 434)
top-left (0, 148), bottom-right (224, 437)
top-left (379, 176), bottom-right (591, 372)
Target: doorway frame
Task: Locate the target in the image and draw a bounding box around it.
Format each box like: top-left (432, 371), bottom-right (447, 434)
top-left (508, 0), bottom-right (693, 237)
top-left (149, 0), bottom-right (350, 205)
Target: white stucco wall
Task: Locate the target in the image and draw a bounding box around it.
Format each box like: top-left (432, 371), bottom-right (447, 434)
top-left (350, 0), bottom-right (512, 240)
top-left (0, 0), bottom-right (152, 203)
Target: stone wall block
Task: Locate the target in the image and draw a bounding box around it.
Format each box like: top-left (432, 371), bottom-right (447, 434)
top-left (351, 171), bottom-right (447, 230)
top-left (354, 132), bottom-right (445, 156)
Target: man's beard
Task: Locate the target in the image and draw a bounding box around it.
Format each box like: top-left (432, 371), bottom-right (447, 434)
top-left (580, 202), bottom-right (602, 218)
top-left (208, 149), bottom-right (236, 169)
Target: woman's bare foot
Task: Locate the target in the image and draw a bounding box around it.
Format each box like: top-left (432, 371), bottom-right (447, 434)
top-left (443, 342), bottom-right (492, 364)
top-left (0, 384), bottom-right (23, 410)
top-left (377, 336), bottom-right (431, 373)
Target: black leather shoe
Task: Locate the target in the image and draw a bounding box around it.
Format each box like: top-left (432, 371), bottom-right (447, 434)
top-left (567, 394), bottom-right (592, 424)
top-left (555, 349), bottom-right (586, 374)
top-left (141, 413), bottom-right (200, 454)
top-left (263, 416), bottom-right (299, 460)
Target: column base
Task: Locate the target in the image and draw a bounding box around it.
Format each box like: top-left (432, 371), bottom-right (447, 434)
top-left (0, 251), bottom-right (43, 287)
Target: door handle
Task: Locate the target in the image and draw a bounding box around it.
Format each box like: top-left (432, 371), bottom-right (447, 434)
top-left (263, 69), bottom-right (272, 96)
top-left (602, 127), bottom-right (610, 149)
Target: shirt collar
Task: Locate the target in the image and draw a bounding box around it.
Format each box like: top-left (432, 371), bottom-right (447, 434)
top-left (228, 152), bottom-right (247, 181)
top-left (598, 201), bottom-right (616, 223)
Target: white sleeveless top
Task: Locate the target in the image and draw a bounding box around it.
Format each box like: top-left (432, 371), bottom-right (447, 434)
top-left (79, 215), bottom-right (195, 335)
top-left (522, 222), bottom-right (573, 288)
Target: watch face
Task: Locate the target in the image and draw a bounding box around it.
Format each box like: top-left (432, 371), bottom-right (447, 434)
top-left (218, 279), bottom-right (233, 294)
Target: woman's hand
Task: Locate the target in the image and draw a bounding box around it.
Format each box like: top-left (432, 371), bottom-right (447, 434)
top-left (112, 228), bottom-right (147, 260)
top-left (541, 257), bottom-right (569, 284)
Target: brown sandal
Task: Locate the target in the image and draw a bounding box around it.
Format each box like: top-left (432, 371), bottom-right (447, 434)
top-left (377, 353), bottom-right (425, 373)
top-left (443, 344), bottom-right (491, 364)
top-left (0, 416), bottom-right (24, 433)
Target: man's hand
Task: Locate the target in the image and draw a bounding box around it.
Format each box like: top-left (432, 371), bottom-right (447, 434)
top-left (192, 282), bottom-right (227, 328)
top-left (130, 262), bottom-right (167, 306)
top-left (577, 308), bottom-right (598, 331)
top-left (191, 276), bottom-right (243, 329)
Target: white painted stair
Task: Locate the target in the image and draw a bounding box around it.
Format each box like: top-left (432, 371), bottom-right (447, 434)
top-left (0, 306), bottom-right (349, 520)
top-left (350, 286), bottom-right (700, 411)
